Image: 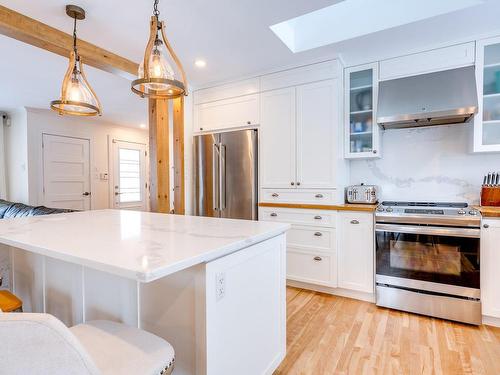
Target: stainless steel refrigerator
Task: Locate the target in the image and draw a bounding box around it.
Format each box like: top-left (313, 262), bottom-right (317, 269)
top-left (194, 129), bottom-right (258, 220)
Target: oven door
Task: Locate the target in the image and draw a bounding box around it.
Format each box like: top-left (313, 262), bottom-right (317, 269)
top-left (375, 223), bottom-right (480, 298)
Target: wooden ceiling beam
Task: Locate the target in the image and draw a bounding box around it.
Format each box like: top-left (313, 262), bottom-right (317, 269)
top-left (0, 5), bottom-right (138, 80)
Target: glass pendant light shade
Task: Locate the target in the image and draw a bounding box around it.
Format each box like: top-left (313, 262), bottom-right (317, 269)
top-left (131, 10), bottom-right (188, 99)
top-left (51, 52), bottom-right (102, 116)
top-left (50, 5), bottom-right (102, 117)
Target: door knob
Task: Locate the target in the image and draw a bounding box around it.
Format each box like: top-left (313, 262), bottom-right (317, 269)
top-left (82, 192), bottom-right (91, 196)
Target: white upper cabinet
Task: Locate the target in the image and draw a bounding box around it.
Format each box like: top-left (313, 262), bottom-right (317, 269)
top-left (260, 87), bottom-right (297, 188)
top-left (344, 63), bottom-right (381, 159)
top-left (194, 94), bottom-right (260, 133)
top-left (481, 218), bottom-right (500, 319)
top-left (296, 79), bottom-right (339, 188)
top-left (193, 78), bottom-right (260, 105)
top-left (261, 61), bottom-right (339, 92)
top-left (379, 42), bottom-right (475, 81)
top-left (474, 37), bottom-right (500, 153)
top-left (337, 211), bottom-right (374, 294)
top-left (260, 79), bottom-right (340, 189)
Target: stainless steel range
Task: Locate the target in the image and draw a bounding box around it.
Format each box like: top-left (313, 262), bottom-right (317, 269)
top-left (375, 201), bottom-right (481, 325)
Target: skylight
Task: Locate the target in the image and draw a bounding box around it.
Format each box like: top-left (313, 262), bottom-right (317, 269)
top-left (270, 0), bottom-right (484, 53)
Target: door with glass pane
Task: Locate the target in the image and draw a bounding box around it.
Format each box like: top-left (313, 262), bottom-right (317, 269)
top-left (112, 140), bottom-right (147, 210)
top-left (344, 63), bottom-right (381, 159)
top-left (474, 37), bottom-right (500, 152)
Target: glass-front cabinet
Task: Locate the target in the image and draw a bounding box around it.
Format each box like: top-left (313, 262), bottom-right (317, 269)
top-left (474, 37), bottom-right (500, 152)
top-left (344, 63), bottom-right (381, 159)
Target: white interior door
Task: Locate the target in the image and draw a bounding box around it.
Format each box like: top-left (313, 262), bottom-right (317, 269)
top-left (42, 134), bottom-right (91, 210)
top-left (112, 140), bottom-right (147, 211)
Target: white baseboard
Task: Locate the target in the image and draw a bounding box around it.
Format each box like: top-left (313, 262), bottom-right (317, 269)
top-left (287, 279), bottom-right (376, 303)
top-left (482, 315), bottom-right (500, 328)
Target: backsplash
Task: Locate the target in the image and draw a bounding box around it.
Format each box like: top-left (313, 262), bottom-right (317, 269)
top-left (350, 123), bottom-right (500, 204)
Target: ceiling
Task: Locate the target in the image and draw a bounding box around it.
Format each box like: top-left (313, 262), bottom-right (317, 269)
top-left (1, 0), bottom-right (500, 128)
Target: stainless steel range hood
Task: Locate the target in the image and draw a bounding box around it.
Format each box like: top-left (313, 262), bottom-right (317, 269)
top-left (377, 66), bottom-right (478, 130)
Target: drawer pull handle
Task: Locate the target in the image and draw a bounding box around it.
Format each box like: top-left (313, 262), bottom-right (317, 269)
top-left (270, 213), bottom-right (278, 217)
top-left (314, 232), bottom-right (323, 237)
top-left (313, 256), bottom-right (323, 262)
top-left (483, 224), bottom-right (489, 229)
top-left (314, 215), bottom-right (322, 220)
top-left (271, 193), bottom-right (279, 198)
top-left (350, 220), bottom-right (360, 224)
top-left (315, 194), bottom-right (324, 198)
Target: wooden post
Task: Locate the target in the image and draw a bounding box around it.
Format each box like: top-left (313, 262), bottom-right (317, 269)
top-left (173, 97), bottom-right (185, 214)
top-left (148, 99), bottom-right (170, 213)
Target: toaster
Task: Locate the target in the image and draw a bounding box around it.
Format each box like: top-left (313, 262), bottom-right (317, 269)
top-left (346, 184), bottom-right (378, 204)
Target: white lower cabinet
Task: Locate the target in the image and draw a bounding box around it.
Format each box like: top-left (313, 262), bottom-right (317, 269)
top-left (259, 207), bottom-right (376, 294)
top-left (337, 211), bottom-right (374, 294)
top-left (287, 249), bottom-right (336, 287)
top-left (481, 218), bottom-right (500, 319)
top-left (259, 207), bottom-right (337, 287)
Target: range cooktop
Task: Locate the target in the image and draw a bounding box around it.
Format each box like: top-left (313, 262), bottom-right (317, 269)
top-left (375, 201), bottom-right (480, 227)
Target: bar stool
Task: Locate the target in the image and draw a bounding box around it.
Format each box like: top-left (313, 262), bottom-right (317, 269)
top-left (0, 276), bottom-right (23, 312)
top-left (0, 313), bottom-right (175, 375)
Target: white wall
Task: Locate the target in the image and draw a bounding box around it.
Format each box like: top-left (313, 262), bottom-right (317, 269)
top-left (350, 124), bottom-right (500, 204)
top-left (23, 108), bottom-right (148, 209)
top-left (3, 108), bottom-right (29, 203)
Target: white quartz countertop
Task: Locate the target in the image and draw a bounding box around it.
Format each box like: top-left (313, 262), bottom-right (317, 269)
top-left (0, 210), bottom-right (289, 282)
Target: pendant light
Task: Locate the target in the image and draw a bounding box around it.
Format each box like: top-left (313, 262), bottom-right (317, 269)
top-left (50, 5), bottom-right (102, 116)
top-left (131, 0), bottom-right (188, 99)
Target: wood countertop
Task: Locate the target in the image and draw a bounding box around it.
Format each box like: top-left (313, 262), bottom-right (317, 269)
top-left (258, 202), bottom-right (378, 212)
top-left (474, 206), bottom-right (500, 218)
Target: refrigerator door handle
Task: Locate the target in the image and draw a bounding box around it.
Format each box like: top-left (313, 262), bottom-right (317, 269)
top-left (212, 143), bottom-right (220, 211)
top-left (219, 143), bottom-right (226, 211)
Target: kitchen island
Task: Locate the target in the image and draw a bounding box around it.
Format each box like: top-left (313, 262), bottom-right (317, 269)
top-left (0, 209), bottom-right (290, 375)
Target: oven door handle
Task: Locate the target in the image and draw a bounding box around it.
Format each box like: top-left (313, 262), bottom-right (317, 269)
top-left (375, 223), bottom-right (480, 238)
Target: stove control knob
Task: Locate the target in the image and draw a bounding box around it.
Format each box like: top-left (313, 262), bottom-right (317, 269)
top-left (469, 210), bottom-right (479, 216)
top-left (386, 207), bottom-right (394, 213)
top-left (377, 207), bottom-right (385, 212)
top-left (458, 209), bottom-right (466, 215)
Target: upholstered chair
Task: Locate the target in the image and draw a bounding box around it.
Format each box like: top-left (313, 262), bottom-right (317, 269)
top-left (0, 313), bottom-right (175, 375)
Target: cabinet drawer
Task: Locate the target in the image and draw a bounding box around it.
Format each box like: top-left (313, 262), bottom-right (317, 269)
top-left (259, 207), bottom-right (336, 228)
top-left (287, 249), bottom-right (336, 287)
top-left (260, 188), bottom-right (336, 204)
top-left (288, 226), bottom-right (334, 251)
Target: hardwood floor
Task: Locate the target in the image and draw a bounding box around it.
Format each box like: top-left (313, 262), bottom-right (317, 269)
top-left (275, 287), bottom-right (500, 375)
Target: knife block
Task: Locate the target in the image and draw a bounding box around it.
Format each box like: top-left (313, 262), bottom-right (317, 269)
top-left (481, 186), bottom-right (500, 206)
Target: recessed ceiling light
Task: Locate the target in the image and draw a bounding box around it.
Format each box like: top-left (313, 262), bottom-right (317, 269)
top-left (195, 59), bottom-right (207, 68)
top-left (140, 123), bottom-right (147, 129)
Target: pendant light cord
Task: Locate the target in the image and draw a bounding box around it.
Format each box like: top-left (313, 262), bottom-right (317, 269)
top-left (153, 0), bottom-right (161, 29)
top-left (72, 16), bottom-right (79, 66)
